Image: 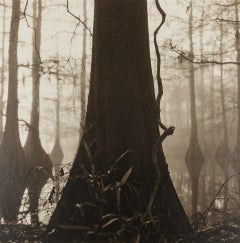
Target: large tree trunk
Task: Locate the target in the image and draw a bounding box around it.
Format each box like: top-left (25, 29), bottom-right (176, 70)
top-left (0, 0), bottom-right (28, 222)
top-left (24, 0), bottom-right (52, 225)
top-left (46, 1), bottom-right (191, 241)
top-left (185, 0), bottom-right (205, 216)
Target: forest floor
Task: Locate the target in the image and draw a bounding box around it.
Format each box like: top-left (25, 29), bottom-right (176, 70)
top-left (0, 224), bottom-right (45, 242)
top-left (0, 217), bottom-right (239, 242)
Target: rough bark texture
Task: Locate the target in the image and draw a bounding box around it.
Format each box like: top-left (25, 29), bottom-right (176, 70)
top-left (46, 1), bottom-right (192, 241)
top-left (0, 0), bottom-right (28, 222)
top-left (185, 0), bottom-right (205, 216)
top-left (24, 0), bottom-right (52, 224)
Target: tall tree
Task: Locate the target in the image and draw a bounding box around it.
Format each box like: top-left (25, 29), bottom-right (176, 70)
top-left (185, 0), bottom-right (205, 216)
top-left (208, 63), bottom-right (217, 196)
top-left (215, 12), bottom-right (230, 212)
top-left (0, 0), bottom-right (28, 222)
top-left (50, 63), bottom-right (64, 201)
top-left (231, 0), bottom-right (240, 202)
top-left (79, 0), bottom-right (87, 137)
top-left (46, 1), bottom-right (192, 241)
top-left (199, 0), bottom-right (208, 212)
top-left (0, 0), bottom-right (6, 142)
top-left (24, 0), bottom-right (52, 224)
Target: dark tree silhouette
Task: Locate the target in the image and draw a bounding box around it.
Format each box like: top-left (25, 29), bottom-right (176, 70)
top-left (0, 0), bottom-right (28, 222)
top-left (185, 0), bottom-right (205, 216)
top-left (24, 0), bottom-right (52, 224)
top-left (46, 0), bottom-right (192, 241)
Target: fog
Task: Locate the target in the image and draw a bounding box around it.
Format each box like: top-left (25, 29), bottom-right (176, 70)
top-left (0, 0), bottom-right (239, 241)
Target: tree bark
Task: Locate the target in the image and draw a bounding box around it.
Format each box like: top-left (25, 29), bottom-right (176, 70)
top-left (47, 1), bottom-right (192, 241)
top-left (0, 0), bottom-right (28, 222)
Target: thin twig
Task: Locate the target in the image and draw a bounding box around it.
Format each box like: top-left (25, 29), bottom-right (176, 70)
top-left (202, 173), bottom-right (239, 218)
top-left (170, 41), bottom-right (240, 65)
top-left (22, 0), bottom-right (42, 63)
top-left (66, 0), bottom-right (92, 36)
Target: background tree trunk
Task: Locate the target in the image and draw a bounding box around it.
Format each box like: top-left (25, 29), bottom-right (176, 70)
top-left (79, 0), bottom-right (87, 137)
top-left (215, 12), bottom-right (230, 213)
top-left (50, 65), bottom-right (64, 201)
top-left (46, 1), bottom-right (192, 241)
top-left (0, 0), bottom-right (28, 222)
top-left (24, 0), bottom-right (52, 225)
top-left (199, 0), bottom-right (207, 212)
top-left (231, 0), bottom-right (240, 202)
top-left (185, 0), bottom-right (205, 216)
top-left (208, 63), bottom-right (217, 198)
top-left (0, 0), bottom-right (6, 142)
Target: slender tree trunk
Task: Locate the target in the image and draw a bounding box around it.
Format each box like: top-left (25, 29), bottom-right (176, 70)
top-left (199, 1), bottom-right (208, 212)
top-left (0, 0), bottom-right (28, 222)
top-left (50, 65), bottom-right (64, 201)
top-left (220, 22), bottom-right (229, 212)
top-left (185, 0), bottom-right (205, 216)
top-left (0, 0), bottom-right (6, 220)
top-left (236, 1), bottom-right (240, 149)
top-left (46, 1), bottom-right (192, 241)
top-left (199, 1), bottom-right (206, 150)
top-left (0, 0), bottom-right (6, 142)
top-left (208, 64), bottom-right (216, 196)
top-left (24, 0), bottom-right (52, 224)
top-left (215, 14), bottom-right (229, 213)
top-left (79, 0), bottom-right (87, 137)
top-left (234, 0), bottom-right (240, 204)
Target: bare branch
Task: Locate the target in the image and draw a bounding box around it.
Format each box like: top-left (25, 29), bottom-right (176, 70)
top-left (216, 17), bottom-right (240, 23)
top-left (215, 2), bottom-right (240, 7)
top-left (66, 0), bottom-right (92, 36)
top-left (21, 0), bottom-right (42, 64)
top-left (170, 41), bottom-right (240, 65)
top-left (18, 119), bottom-right (32, 129)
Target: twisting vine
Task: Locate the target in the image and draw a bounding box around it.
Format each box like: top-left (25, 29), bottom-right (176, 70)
top-left (154, 0), bottom-right (167, 130)
top-left (146, 0), bottom-right (175, 219)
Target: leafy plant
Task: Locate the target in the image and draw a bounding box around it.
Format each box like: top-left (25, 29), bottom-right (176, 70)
top-left (55, 149), bottom-right (166, 242)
